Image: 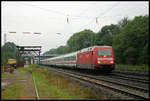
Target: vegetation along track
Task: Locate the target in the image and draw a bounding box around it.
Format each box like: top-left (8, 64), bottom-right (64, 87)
top-left (42, 66), bottom-right (149, 100)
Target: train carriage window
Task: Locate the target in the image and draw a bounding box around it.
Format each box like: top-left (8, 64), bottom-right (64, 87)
top-left (69, 56), bottom-right (72, 61)
top-left (66, 57), bottom-right (69, 61)
top-left (63, 55), bottom-right (76, 61)
top-left (64, 57), bottom-right (67, 61)
top-left (70, 56), bottom-right (72, 61)
top-left (71, 56), bottom-right (74, 61)
top-left (72, 56), bottom-right (76, 61)
top-left (62, 57), bottom-right (64, 62)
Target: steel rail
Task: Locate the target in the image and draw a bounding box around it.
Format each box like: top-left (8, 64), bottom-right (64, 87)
top-left (32, 75), bottom-right (40, 100)
top-left (110, 73), bottom-right (149, 84)
top-left (113, 69), bottom-right (149, 77)
top-left (59, 68), bottom-right (149, 92)
top-left (50, 66), bottom-right (148, 88)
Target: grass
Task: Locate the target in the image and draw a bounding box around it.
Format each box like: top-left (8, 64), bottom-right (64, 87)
top-left (2, 65), bottom-right (108, 100)
top-left (32, 72), bottom-right (77, 99)
top-left (29, 66), bottom-right (107, 100)
top-left (116, 64), bottom-right (149, 71)
top-left (2, 67), bottom-right (32, 100)
top-left (1, 73), bottom-right (13, 80)
top-left (14, 70), bottom-right (26, 80)
top-left (2, 82), bottom-right (25, 100)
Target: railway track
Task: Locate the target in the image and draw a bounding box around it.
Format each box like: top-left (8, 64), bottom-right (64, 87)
top-left (60, 67), bottom-right (149, 87)
top-left (110, 72), bottom-right (149, 84)
top-left (43, 66), bottom-right (149, 100)
top-left (113, 69), bottom-right (149, 77)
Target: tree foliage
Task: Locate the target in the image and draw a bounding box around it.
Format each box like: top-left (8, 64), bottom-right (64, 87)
top-left (1, 42), bottom-right (24, 65)
top-left (67, 29), bottom-right (95, 52)
top-left (1, 42), bottom-right (17, 65)
top-left (113, 15), bottom-right (149, 65)
top-left (95, 24), bottom-right (120, 46)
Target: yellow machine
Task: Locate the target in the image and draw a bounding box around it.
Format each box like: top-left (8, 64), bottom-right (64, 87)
top-left (8, 58), bottom-right (17, 64)
top-left (7, 58), bottom-right (17, 69)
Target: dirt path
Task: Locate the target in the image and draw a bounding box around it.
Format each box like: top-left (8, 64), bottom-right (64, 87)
top-left (2, 70), bottom-right (21, 88)
top-left (19, 70), bottom-right (36, 100)
top-left (2, 69), bottom-right (36, 100)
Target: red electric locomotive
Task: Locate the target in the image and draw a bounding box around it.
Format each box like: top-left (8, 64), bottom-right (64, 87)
top-left (77, 46), bottom-right (115, 71)
top-left (41, 45), bottom-right (115, 72)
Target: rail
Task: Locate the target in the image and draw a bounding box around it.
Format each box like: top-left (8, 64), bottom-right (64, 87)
top-left (32, 75), bottom-right (40, 100)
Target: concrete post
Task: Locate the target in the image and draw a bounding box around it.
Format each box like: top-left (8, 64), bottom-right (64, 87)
top-left (31, 57), bottom-right (33, 64)
top-left (39, 51), bottom-right (40, 65)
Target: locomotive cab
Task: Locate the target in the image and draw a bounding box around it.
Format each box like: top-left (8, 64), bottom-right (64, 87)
top-left (93, 46), bottom-right (115, 71)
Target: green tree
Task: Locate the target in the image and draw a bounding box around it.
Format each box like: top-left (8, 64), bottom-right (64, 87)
top-left (118, 17), bottom-right (130, 29)
top-left (113, 15), bottom-right (149, 65)
top-left (95, 24), bottom-right (120, 46)
top-left (67, 29), bottom-right (95, 52)
top-left (1, 42), bottom-right (18, 65)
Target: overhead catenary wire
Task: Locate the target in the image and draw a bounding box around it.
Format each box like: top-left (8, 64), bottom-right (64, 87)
top-left (19, 3), bottom-right (94, 19)
top-left (66, 3), bottom-right (95, 24)
top-left (76, 2), bottom-right (120, 32)
top-left (3, 2), bottom-right (148, 32)
top-left (17, 3), bottom-right (96, 24)
top-left (5, 2), bottom-right (121, 25)
top-left (17, 3), bottom-right (98, 20)
top-left (95, 2), bottom-right (120, 24)
top-left (20, 3), bottom-right (67, 16)
top-left (77, 3), bottom-right (96, 16)
top-left (4, 2), bottom-right (146, 21)
top-left (97, 2), bottom-right (120, 18)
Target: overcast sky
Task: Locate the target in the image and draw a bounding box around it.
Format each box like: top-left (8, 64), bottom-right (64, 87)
top-left (1, 1), bottom-right (149, 54)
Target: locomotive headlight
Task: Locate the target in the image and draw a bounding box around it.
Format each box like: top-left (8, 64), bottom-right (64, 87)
top-left (97, 61), bottom-right (101, 63)
top-left (110, 61), bottom-right (113, 63)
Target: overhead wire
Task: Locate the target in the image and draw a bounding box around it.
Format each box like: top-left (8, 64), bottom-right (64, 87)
top-left (97, 2), bottom-right (120, 18)
top-left (76, 2), bottom-right (120, 32)
top-left (3, 2), bottom-right (147, 33)
top-left (13, 2), bottom-right (118, 23)
top-left (19, 3), bottom-right (68, 16)
top-left (77, 3), bottom-right (96, 17)
top-left (67, 3), bottom-right (97, 36)
top-left (18, 2), bottom-right (97, 20)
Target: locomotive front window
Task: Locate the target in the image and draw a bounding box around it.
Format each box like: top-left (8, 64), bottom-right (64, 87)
top-left (97, 50), bottom-right (112, 55)
top-left (104, 50), bottom-right (112, 55)
top-left (97, 50), bottom-right (104, 55)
